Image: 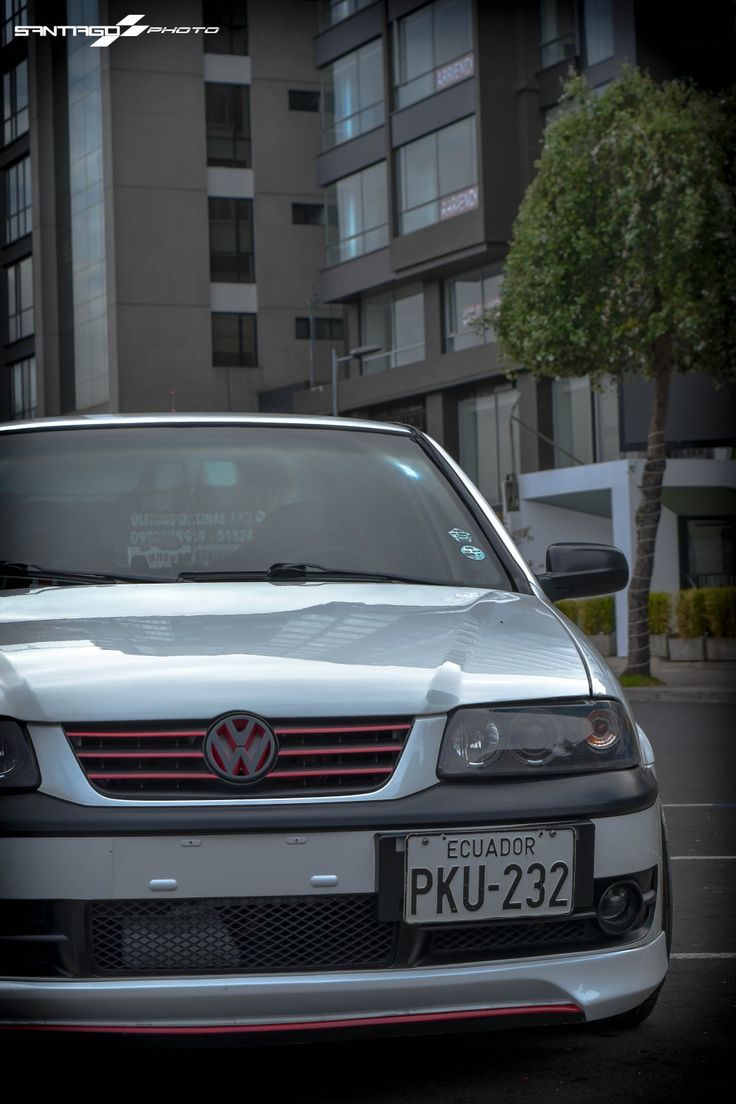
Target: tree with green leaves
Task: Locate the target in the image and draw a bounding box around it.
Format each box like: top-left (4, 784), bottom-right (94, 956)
top-left (492, 67), bottom-right (735, 678)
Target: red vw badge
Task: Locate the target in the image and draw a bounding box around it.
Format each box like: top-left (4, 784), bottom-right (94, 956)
top-left (203, 713), bottom-right (279, 784)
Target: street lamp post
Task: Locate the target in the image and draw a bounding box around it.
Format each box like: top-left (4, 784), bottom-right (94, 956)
top-left (330, 344), bottom-right (381, 417)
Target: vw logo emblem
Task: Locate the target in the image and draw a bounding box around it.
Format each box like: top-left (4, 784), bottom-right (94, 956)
top-left (203, 713), bottom-right (279, 784)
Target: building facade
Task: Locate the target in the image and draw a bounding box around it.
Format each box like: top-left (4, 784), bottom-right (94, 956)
top-left (295, 0), bottom-right (735, 653)
top-left (0, 0), bottom-right (342, 419)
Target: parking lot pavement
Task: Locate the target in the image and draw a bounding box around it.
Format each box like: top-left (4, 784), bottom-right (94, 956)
top-left (635, 702), bottom-right (736, 980)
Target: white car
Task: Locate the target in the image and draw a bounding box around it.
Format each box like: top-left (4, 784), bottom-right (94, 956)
top-left (0, 414), bottom-right (669, 1040)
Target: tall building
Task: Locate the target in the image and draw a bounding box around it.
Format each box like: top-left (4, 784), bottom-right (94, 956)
top-left (295, 0), bottom-right (735, 653)
top-left (0, 0), bottom-right (341, 419)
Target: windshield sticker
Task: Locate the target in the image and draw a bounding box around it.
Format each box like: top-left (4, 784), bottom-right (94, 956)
top-left (460, 544), bottom-right (486, 561)
top-left (126, 506), bottom-right (264, 571)
top-left (448, 528), bottom-right (472, 543)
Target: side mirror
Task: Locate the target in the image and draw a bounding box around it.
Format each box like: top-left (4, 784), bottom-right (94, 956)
top-left (537, 543), bottom-right (629, 600)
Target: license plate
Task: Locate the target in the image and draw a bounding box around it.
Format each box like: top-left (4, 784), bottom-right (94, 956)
top-left (404, 827), bottom-right (575, 924)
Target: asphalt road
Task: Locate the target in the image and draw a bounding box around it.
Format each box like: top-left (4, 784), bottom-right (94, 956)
top-left (21, 704), bottom-right (736, 1096)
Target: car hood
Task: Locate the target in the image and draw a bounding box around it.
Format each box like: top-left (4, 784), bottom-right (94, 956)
top-left (0, 583), bottom-right (592, 721)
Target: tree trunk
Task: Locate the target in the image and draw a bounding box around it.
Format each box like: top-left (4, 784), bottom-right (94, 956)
top-left (623, 347), bottom-right (672, 678)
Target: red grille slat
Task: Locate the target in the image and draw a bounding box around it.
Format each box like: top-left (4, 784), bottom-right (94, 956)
top-left (268, 766), bottom-right (395, 779)
top-left (274, 724), bottom-right (411, 735)
top-left (88, 771), bottom-right (215, 780)
top-left (88, 765), bottom-right (395, 782)
top-left (277, 744), bottom-right (401, 757)
top-left (66, 730), bottom-right (206, 739)
top-left (65, 717), bottom-right (412, 799)
top-left (78, 751), bottom-right (204, 760)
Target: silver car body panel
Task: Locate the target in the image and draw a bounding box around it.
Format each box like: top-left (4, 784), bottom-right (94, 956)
top-left (0, 806), bottom-right (662, 900)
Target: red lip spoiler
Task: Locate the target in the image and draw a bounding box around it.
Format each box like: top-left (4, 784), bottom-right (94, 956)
top-left (1, 1004), bottom-right (583, 1034)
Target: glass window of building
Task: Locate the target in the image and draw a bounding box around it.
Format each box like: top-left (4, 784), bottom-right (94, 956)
top-left (397, 116), bottom-right (477, 235)
top-left (552, 377), bottom-right (594, 466)
top-left (583, 0), bottom-right (614, 65)
top-left (683, 518), bottom-right (736, 588)
top-left (295, 316), bottom-right (344, 340)
top-left (318, 0), bottom-right (374, 31)
top-left (355, 399), bottom-right (427, 430)
top-left (445, 269), bottom-right (502, 351)
top-left (2, 0), bottom-right (27, 47)
top-left (5, 255), bottom-right (32, 343)
top-left (2, 59), bottom-right (28, 146)
top-left (205, 84), bottom-right (251, 167)
top-left (552, 377), bottom-right (620, 466)
top-left (202, 2), bottom-right (248, 55)
top-left (289, 89), bottom-right (320, 112)
top-left (360, 284), bottom-right (425, 373)
top-left (212, 312), bottom-right (257, 367)
top-left (4, 155), bottom-right (31, 243)
top-left (594, 381), bottom-right (620, 461)
top-left (540, 0), bottom-right (576, 68)
top-left (458, 388), bottom-right (520, 511)
top-left (292, 203), bottom-right (324, 226)
top-left (325, 162), bottom-right (388, 266)
top-left (321, 39), bottom-right (384, 149)
top-left (394, 0), bottom-right (473, 109)
top-left (209, 198), bottom-right (254, 283)
top-left (9, 355), bottom-right (35, 419)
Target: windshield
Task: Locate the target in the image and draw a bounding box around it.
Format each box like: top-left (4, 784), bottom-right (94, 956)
top-left (0, 424), bottom-right (512, 589)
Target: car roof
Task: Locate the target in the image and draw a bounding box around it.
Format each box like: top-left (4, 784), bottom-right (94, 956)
top-left (0, 413), bottom-right (413, 435)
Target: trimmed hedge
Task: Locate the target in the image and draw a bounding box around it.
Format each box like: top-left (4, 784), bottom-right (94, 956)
top-left (557, 588), bottom-right (735, 639)
top-left (578, 596), bottom-right (615, 636)
top-left (648, 592), bottom-right (671, 635)
top-left (675, 587), bottom-right (735, 638)
top-left (555, 599), bottom-right (580, 624)
top-left (676, 589), bottom-right (708, 639)
top-left (702, 587), bottom-right (736, 638)
top-left (555, 596), bottom-right (614, 635)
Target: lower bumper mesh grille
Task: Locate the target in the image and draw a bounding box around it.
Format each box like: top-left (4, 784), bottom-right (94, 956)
top-left (430, 917), bottom-right (590, 956)
top-left (2, 897), bottom-right (649, 978)
top-left (89, 895), bottom-right (397, 975)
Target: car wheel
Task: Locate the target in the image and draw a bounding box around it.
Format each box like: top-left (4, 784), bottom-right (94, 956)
top-left (598, 812), bottom-right (672, 1029)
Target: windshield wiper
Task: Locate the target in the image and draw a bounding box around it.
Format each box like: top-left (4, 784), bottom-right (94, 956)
top-left (0, 561), bottom-right (175, 585)
top-left (177, 562), bottom-right (460, 586)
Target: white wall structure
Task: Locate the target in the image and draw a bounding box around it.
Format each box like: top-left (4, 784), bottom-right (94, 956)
top-left (512, 459), bottom-right (736, 656)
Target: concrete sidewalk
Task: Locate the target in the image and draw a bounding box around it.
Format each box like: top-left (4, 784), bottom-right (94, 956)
top-left (606, 656), bottom-right (736, 703)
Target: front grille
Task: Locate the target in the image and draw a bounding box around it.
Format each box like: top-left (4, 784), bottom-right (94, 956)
top-left (89, 895), bottom-right (397, 975)
top-left (65, 717), bottom-right (411, 798)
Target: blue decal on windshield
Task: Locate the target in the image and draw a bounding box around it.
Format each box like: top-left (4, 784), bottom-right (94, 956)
top-left (460, 544), bottom-right (486, 561)
top-left (448, 528), bottom-right (472, 543)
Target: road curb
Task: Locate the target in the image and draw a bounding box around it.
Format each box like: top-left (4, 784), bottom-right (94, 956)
top-left (623, 688), bottom-right (736, 704)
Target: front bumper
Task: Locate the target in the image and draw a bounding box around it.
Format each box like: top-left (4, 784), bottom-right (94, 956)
top-left (0, 804), bottom-right (667, 1031)
top-left (2, 934), bottom-right (668, 1032)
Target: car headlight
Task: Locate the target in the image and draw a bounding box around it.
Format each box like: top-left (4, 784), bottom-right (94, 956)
top-left (437, 700), bottom-right (640, 779)
top-left (0, 719), bottom-right (41, 792)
